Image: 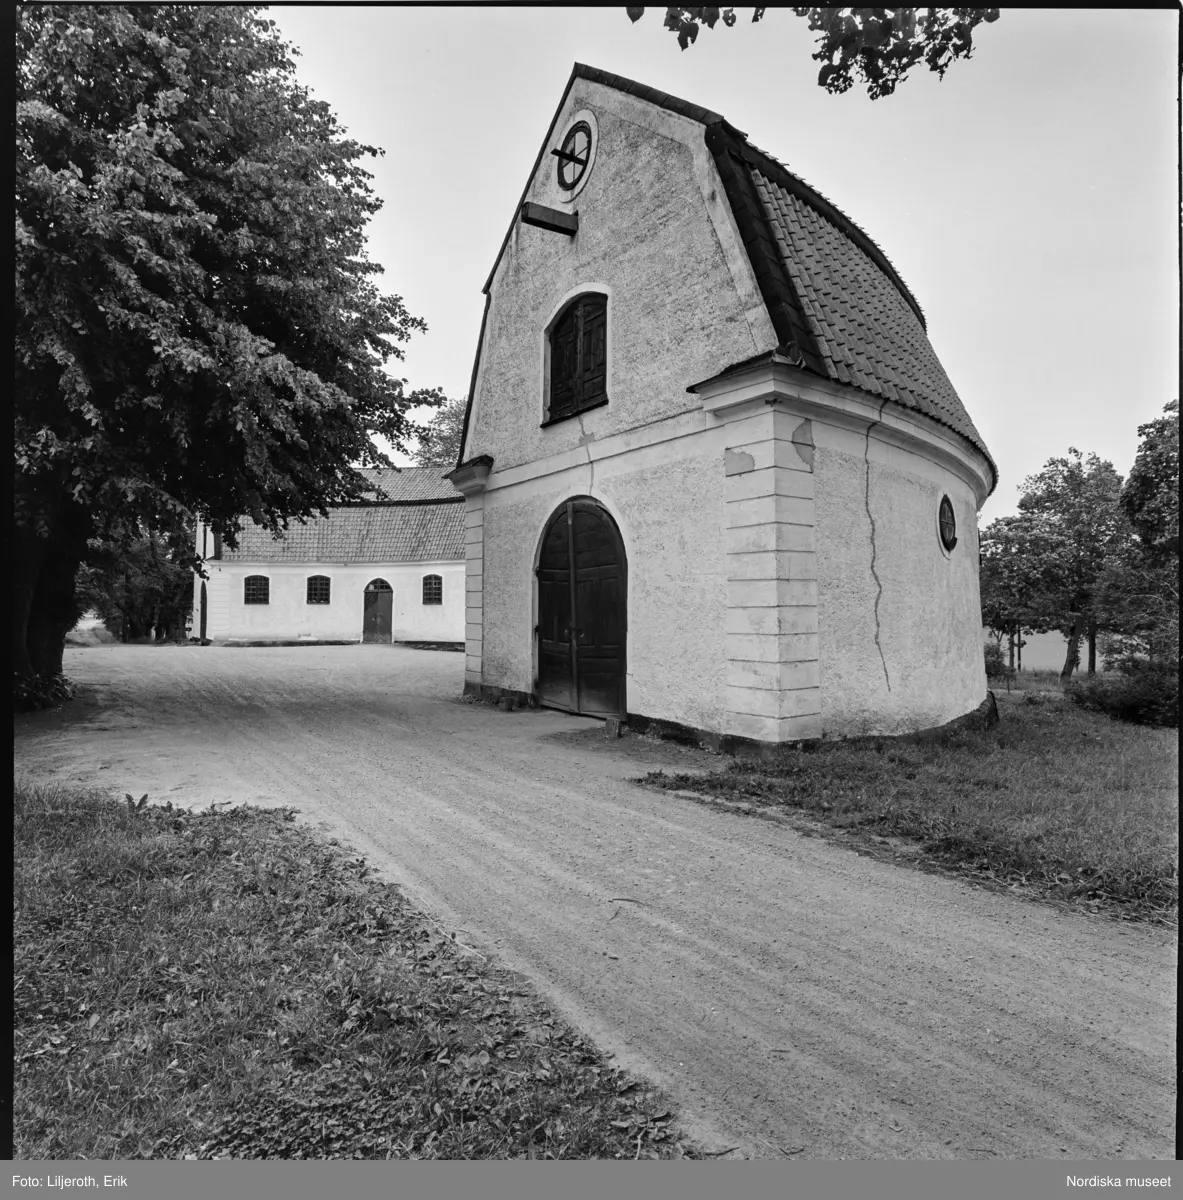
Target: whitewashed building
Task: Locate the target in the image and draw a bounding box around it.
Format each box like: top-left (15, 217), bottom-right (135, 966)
top-left (193, 468), bottom-right (465, 646)
top-left (448, 65), bottom-right (997, 748)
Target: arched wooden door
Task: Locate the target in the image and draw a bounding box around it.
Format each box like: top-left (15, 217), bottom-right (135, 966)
top-left (536, 498), bottom-right (626, 717)
top-left (362, 579), bottom-right (393, 643)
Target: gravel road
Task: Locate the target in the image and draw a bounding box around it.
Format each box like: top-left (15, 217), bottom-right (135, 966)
top-left (15, 644), bottom-right (1177, 1159)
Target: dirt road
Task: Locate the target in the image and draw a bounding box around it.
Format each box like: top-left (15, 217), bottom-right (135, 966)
top-left (15, 644), bottom-right (1176, 1159)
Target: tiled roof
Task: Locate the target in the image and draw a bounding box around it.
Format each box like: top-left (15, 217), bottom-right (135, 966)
top-left (222, 500), bottom-right (464, 564)
top-left (355, 466), bottom-right (458, 502)
top-left (472, 65), bottom-right (995, 489)
top-left (750, 168), bottom-right (991, 462)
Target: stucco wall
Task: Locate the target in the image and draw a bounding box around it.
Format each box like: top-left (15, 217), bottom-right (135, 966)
top-left (466, 78), bottom-right (776, 473)
top-left (200, 562), bottom-right (465, 643)
top-left (814, 430), bottom-right (985, 736)
top-left (479, 431), bottom-right (729, 731)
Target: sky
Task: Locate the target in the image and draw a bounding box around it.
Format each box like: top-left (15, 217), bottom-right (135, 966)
top-left (267, 6), bottom-right (1179, 524)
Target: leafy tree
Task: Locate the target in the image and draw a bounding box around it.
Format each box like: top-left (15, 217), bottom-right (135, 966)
top-left (1096, 401), bottom-right (1179, 670)
top-left (1094, 541), bottom-right (1178, 670)
top-left (1120, 399), bottom-right (1178, 561)
top-left (412, 394), bottom-right (468, 469)
top-left (627, 6), bottom-right (1000, 98)
top-left (15, 6), bottom-right (441, 703)
top-left (978, 513), bottom-right (1043, 671)
top-left (1011, 450), bottom-right (1127, 680)
top-left (76, 527), bottom-right (195, 644)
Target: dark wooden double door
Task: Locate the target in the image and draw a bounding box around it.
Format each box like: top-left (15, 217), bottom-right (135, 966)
top-left (536, 498), bottom-right (627, 718)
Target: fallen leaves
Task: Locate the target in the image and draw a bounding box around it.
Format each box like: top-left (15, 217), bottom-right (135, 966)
top-left (15, 788), bottom-right (691, 1161)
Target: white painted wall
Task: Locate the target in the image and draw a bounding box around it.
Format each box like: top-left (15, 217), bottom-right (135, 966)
top-left (479, 423), bottom-right (730, 731)
top-left (199, 561), bottom-right (465, 643)
top-left (814, 428), bottom-right (986, 736)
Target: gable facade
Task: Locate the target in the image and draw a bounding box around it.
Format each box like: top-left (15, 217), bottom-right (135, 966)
top-left (193, 468), bottom-right (465, 645)
top-left (450, 66), bottom-right (994, 744)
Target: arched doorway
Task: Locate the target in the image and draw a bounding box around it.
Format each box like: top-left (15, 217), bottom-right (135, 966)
top-left (363, 579), bottom-right (393, 643)
top-left (536, 497), bottom-right (626, 717)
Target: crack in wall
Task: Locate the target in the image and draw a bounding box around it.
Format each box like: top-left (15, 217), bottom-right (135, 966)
top-left (576, 412), bottom-right (596, 494)
top-left (864, 402), bottom-right (891, 692)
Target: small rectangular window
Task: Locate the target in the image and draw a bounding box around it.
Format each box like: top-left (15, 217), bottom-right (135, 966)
top-left (243, 575), bottom-right (270, 605)
top-left (306, 575), bottom-right (331, 604)
top-left (422, 574), bottom-right (443, 605)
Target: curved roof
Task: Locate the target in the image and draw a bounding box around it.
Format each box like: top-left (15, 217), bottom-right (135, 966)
top-left (468, 65), bottom-right (995, 490)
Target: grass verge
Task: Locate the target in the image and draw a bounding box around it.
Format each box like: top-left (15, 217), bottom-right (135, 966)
top-left (13, 780), bottom-right (689, 1161)
top-left (640, 693), bottom-right (1177, 924)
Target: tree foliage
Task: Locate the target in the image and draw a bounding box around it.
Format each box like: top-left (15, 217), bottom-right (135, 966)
top-left (76, 527), bottom-right (195, 644)
top-left (627, 7), bottom-right (1000, 98)
top-left (1120, 399), bottom-right (1178, 561)
top-left (979, 450), bottom-right (1126, 681)
top-left (411, 395), bottom-right (468, 469)
top-left (15, 5), bottom-right (440, 700)
top-left (980, 420), bottom-right (1179, 690)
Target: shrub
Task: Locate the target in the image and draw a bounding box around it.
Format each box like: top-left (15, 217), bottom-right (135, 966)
top-left (1066, 663), bottom-right (1178, 727)
top-left (14, 672), bottom-right (76, 713)
top-left (983, 642), bottom-right (1013, 682)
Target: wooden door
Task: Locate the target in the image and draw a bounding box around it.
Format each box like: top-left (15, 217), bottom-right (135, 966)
top-left (362, 579), bottom-right (393, 643)
top-left (536, 499), bottom-right (626, 717)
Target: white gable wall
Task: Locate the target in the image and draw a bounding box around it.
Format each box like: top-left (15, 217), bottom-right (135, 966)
top-left (464, 79), bottom-right (776, 470)
top-left (461, 78), bottom-right (772, 730)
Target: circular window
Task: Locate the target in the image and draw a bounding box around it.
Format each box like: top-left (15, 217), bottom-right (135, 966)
top-left (938, 496), bottom-right (958, 552)
top-left (556, 121), bottom-right (592, 191)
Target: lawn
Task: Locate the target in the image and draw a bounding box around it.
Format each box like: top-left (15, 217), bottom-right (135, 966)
top-left (642, 690), bottom-right (1178, 923)
top-left (13, 781), bottom-right (687, 1161)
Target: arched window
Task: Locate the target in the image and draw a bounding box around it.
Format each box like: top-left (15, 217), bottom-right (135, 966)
top-left (546, 293), bottom-right (607, 425)
top-left (243, 575), bottom-right (270, 605)
top-left (422, 574), bottom-right (443, 605)
top-left (306, 575), bottom-right (331, 604)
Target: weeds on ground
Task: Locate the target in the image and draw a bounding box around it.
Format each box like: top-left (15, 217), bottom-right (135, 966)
top-left (13, 781), bottom-right (688, 1160)
top-left (642, 695), bottom-right (1177, 922)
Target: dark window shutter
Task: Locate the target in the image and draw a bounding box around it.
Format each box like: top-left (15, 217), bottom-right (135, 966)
top-left (579, 296), bottom-right (607, 407)
top-left (550, 304), bottom-right (580, 420)
top-left (547, 293), bottom-right (607, 422)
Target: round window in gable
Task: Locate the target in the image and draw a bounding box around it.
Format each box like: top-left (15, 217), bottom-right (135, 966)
top-left (938, 495), bottom-right (958, 552)
top-left (556, 121), bottom-right (592, 191)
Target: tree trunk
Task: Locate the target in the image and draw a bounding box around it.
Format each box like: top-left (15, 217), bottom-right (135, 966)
top-left (1007, 626), bottom-right (1015, 673)
top-left (1087, 617), bottom-right (1097, 676)
top-left (28, 540), bottom-right (85, 680)
top-left (1060, 613), bottom-right (1086, 682)
top-left (1017, 629), bottom-right (1022, 672)
top-left (12, 532), bottom-right (50, 682)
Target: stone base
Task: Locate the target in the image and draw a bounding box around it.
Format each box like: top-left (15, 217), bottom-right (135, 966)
top-left (463, 681), bottom-right (538, 710)
top-left (461, 688), bottom-right (1001, 753)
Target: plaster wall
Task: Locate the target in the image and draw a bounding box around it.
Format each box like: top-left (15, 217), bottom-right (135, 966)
top-left (465, 78), bottom-right (776, 473)
top-left (814, 424), bottom-right (985, 735)
top-left (199, 561), bottom-right (465, 643)
top-left (479, 428), bottom-right (729, 731)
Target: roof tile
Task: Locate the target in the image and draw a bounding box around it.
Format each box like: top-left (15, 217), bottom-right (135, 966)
top-left (223, 469), bottom-right (465, 564)
top-left (747, 172), bottom-right (991, 466)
